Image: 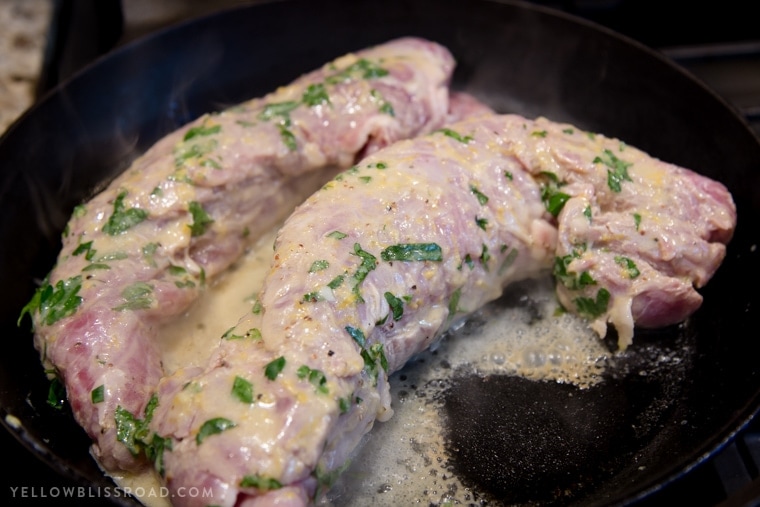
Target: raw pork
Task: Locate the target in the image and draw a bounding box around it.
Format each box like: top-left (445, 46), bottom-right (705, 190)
top-left (20, 37), bottom-right (458, 472)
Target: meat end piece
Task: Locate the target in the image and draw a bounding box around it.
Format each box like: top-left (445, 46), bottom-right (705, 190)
top-left (509, 116), bottom-right (736, 349)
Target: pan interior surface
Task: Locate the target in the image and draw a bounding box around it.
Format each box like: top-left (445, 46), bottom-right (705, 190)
top-left (0, 1), bottom-right (758, 505)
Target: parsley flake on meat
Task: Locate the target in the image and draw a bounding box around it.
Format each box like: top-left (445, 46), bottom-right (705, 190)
top-left (113, 282), bottom-right (154, 311)
top-left (264, 356), bottom-right (286, 380)
top-left (91, 385), bottom-right (105, 404)
top-left (350, 243), bottom-right (377, 302)
top-left (102, 191), bottom-right (148, 235)
top-left (240, 475), bottom-right (283, 492)
top-left (232, 376), bottom-right (254, 404)
top-left (18, 275), bottom-right (83, 328)
top-left (384, 292), bottom-right (404, 321)
top-left (188, 201), bottom-right (214, 237)
top-left (538, 172), bottom-right (571, 217)
top-left (297, 365), bottom-right (329, 394)
top-left (345, 325), bottom-right (367, 347)
top-left (196, 417), bottom-right (236, 445)
top-left (614, 256), bottom-right (641, 279)
top-left (302, 83), bottom-right (330, 106)
top-left (594, 148), bottom-right (633, 192)
top-left (380, 243), bottom-right (442, 262)
top-left (470, 185), bottom-right (489, 205)
top-left (435, 127), bottom-right (473, 144)
top-left (574, 288), bottom-right (611, 319)
top-left (183, 124), bottom-right (221, 141)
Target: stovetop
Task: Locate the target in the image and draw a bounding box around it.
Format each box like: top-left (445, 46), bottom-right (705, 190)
top-left (4, 1), bottom-right (759, 506)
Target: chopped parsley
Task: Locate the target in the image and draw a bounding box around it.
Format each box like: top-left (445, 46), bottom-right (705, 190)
top-left (538, 172), bottom-right (571, 217)
top-left (173, 136), bottom-right (218, 168)
top-left (91, 384), bottom-right (105, 404)
top-left (102, 191), bottom-right (148, 235)
top-left (264, 356), bottom-right (286, 380)
top-left (146, 434), bottom-right (172, 477)
top-left (113, 282), bottom-right (154, 311)
top-left (96, 251), bottom-right (128, 262)
top-left (350, 243), bottom-right (377, 302)
top-left (633, 212), bottom-right (642, 231)
top-left (232, 376), bottom-right (254, 403)
top-left (480, 243), bottom-right (491, 268)
top-left (82, 263), bottom-right (110, 272)
top-left (240, 475), bottom-right (283, 492)
top-left (435, 128), bottom-right (473, 144)
top-left (277, 123), bottom-right (297, 151)
top-left (345, 325), bottom-right (366, 347)
top-left (476, 217), bottom-right (488, 231)
top-left (303, 291), bottom-right (324, 303)
top-left (574, 288), bottom-right (611, 319)
top-left (47, 376), bottom-right (65, 410)
top-left (380, 243), bottom-right (442, 262)
top-left (614, 256), bottom-right (640, 279)
top-left (325, 58), bottom-right (389, 84)
top-left (553, 245), bottom-right (596, 290)
top-left (183, 124), bottom-right (221, 142)
top-left (309, 260), bottom-right (329, 273)
top-left (221, 326), bottom-right (244, 340)
top-left (18, 275), bottom-right (83, 328)
top-left (196, 417), bottom-right (236, 445)
top-left (188, 201), bottom-right (214, 237)
top-left (361, 343), bottom-right (389, 385)
top-left (384, 292), bottom-right (404, 321)
top-left (302, 83), bottom-right (330, 106)
top-left (328, 274), bottom-right (345, 289)
top-left (327, 231), bottom-right (347, 240)
top-left (114, 394), bottom-right (159, 457)
top-left (594, 149), bottom-right (632, 192)
top-left (447, 287), bottom-right (462, 319)
top-left (258, 101), bottom-right (300, 121)
top-left (459, 253), bottom-right (475, 270)
top-left (72, 240), bottom-right (95, 260)
top-left (370, 89), bottom-right (395, 116)
top-left (470, 185), bottom-right (489, 205)
top-left (297, 365), bottom-right (328, 394)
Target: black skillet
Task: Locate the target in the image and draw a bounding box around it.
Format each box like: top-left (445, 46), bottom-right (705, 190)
top-left (1, 0), bottom-right (758, 505)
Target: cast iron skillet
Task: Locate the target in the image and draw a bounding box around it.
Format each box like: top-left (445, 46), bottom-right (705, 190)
top-left (1, 0), bottom-right (758, 505)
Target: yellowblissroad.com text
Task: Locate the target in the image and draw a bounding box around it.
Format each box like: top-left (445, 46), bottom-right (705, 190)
top-left (9, 485), bottom-right (214, 501)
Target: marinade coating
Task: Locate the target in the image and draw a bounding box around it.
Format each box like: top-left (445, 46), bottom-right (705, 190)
top-left (20, 37), bottom-right (457, 472)
top-left (150, 115), bottom-right (558, 506)
top-left (149, 114), bottom-right (735, 507)
top-left (507, 116), bottom-right (736, 349)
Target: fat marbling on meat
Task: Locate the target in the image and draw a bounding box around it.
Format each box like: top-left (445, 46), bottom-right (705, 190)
top-left (148, 113), bottom-right (735, 507)
top-left (17, 37), bottom-right (459, 473)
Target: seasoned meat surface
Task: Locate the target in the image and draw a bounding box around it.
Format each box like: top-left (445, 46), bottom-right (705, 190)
top-left (149, 113), bottom-right (734, 507)
top-left (149, 115), bottom-right (559, 506)
top-left (509, 116), bottom-right (735, 348)
top-left (20, 37), bottom-right (458, 472)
